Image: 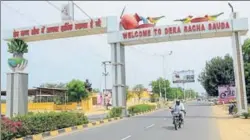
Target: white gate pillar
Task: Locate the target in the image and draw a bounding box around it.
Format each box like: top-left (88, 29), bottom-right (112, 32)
top-left (231, 12), bottom-right (248, 114)
top-left (107, 16), bottom-right (127, 116)
top-left (6, 72), bottom-right (28, 117)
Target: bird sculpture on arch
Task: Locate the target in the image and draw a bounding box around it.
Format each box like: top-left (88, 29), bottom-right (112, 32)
top-left (174, 12), bottom-right (224, 23)
top-left (119, 6), bottom-right (165, 30)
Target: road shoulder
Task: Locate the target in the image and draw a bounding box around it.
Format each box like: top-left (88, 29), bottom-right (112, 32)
top-left (212, 105), bottom-right (250, 140)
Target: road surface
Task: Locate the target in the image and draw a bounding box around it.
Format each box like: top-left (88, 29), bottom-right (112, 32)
top-left (50, 102), bottom-right (221, 140)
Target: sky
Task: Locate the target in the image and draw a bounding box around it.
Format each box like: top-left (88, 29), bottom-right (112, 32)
top-left (1, 1), bottom-right (250, 94)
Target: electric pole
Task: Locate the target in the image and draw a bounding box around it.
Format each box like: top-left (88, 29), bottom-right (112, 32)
top-left (102, 61), bottom-right (111, 106)
top-left (183, 82), bottom-right (186, 101)
top-left (159, 80), bottom-right (162, 100)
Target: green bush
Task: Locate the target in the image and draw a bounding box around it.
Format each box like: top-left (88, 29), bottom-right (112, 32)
top-left (106, 107), bottom-right (123, 118)
top-left (1, 115), bottom-right (25, 140)
top-left (150, 94), bottom-right (159, 102)
top-left (242, 112), bottom-right (250, 119)
top-left (233, 107), bottom-right (238, 113)
top-left (11, 111), bottom-right (88, 137)
top-left (128, 104), bottom-right (156, 115)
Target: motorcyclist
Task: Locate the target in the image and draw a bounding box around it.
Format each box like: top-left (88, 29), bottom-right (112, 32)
top-left (228, 100), bottom-right (236, 115)
top-left (171, 99), bottom-right (186, 124)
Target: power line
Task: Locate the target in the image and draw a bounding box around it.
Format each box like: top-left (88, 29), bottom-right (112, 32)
top-left (5, 1), bottom-right (161, 65)
top-left (2, 2), bottom-right (41, 25)
top-left (3, 1), bottom-right (109, 61)
top-left (71, 1), bottom-right (92, 20)
top-left (44, 1), bottom-right (109, 60)
top-left (5, 1), bottom-right (165, 59)
top-left (45, 1), bottom-right (159, 59)
top-left (45, 1), bottom-right (61, 11)
top-left (46, 0), bottom-right (92, 20)
top-left (2, 2), bottom-right (155, 102)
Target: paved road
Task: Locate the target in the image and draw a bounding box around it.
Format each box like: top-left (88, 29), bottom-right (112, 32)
top-left (50, 102), bottom-right (220, 140)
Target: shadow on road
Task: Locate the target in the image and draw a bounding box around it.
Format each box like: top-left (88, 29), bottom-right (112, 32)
top-left (161, 126), bottom-right (175, 131)
top-left (133, 115), bottom-right (232, 119)
top-left (187, 104), bottom-right (214, 106)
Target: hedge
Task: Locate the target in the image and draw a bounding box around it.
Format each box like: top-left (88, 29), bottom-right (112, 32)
top-left (1, 115), bottom-right (23, 140)
top-left (106, 107), bottom-right (123, 118)
top-left (128, 104), bottom-right (156, 115)
top-left (242, 109), bottom-right (250, 119)
top-left (1, 112), bottom-right (89, 140)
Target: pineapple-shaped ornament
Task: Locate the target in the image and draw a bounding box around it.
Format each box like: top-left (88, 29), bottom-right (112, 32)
top-left (7, 39), bottom-right (28, 72)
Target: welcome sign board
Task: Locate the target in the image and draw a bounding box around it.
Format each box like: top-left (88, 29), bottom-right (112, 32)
top-left (107, 18), bottom-right (248, 46)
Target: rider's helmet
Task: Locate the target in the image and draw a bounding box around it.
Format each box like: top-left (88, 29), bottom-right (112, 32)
top-left (176, 99), bottom-right (180, 105)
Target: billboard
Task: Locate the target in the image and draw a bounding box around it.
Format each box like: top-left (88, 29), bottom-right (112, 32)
top-left (172, 70), bottom-right (195, 83)
top-left (218, 85), bottom-right (236, 104)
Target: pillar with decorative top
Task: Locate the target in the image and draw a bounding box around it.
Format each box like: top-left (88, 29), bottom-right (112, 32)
top-left (6, 39), bottom-right (29, 117)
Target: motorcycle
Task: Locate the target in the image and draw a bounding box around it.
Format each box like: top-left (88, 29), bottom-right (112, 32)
top-left (173, 111), bottom-right (183, 130)
top-left (169, 107), bottom-right (185, 130)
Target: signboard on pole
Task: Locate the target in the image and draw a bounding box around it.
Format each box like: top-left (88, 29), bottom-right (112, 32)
top-left (172, 70), bottom-right (195, 83)
top-left (61, 3), bottom-right (74, 21)
top-left (218, 85), bottom-right (236, 104)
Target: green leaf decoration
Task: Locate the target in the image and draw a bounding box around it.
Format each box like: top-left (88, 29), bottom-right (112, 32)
top-left (7, 39), bottom-right (29, 54)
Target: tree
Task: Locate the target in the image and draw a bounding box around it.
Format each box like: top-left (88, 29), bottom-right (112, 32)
top-left (126, 86), bottom-right (133, 101)
top-left (150, 93), bottom-right (159, 102)
top-left (185, 89), bottom-right (198, 99)
top-left (242, 38), bottom-right (250, 103)
top-left (169, 87), bottom-right (184, 100)
top-left (92, 88), bottom-right (100, 93)
top-left (150, 77), bottom-right (171, 98)
top-left (132, 84), bottom-right (145, 100)
top-left (198, 54), bottom-right (234, 96)
top-left (40, 82), bottom-right (66, 88)
top-left (66, 79), bottom-right (89, 103)
top-left (85, 79), bottom-right (92, 92)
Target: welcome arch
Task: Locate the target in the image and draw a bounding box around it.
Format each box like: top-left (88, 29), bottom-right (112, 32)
top-left (3, 10), bottom-right (248, 117)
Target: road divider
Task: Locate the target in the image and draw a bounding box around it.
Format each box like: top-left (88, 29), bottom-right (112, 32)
top-left (15, 107), bottom-right (163, 140)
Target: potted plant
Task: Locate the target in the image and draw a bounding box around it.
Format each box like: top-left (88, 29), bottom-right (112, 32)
top-left (7, 39), bottom-right (28, 72)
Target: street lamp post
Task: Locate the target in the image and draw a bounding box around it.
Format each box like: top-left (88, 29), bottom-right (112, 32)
top-left (158, 79), bottom-right (162, 101)
top-left (228, 2), bottom-right (234, 13)
top-left (157, 51), bottom-right (173, 101)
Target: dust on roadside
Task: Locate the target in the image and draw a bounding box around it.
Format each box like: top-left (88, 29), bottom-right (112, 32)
top-left (212, 105), bottom-right (250, 140)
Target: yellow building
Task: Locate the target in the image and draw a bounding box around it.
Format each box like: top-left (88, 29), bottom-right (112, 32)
top-left (127, 90), bottom-right (151, 106)
top-left (0, 88), bottom-right (98, 114)
top-left (1, 89), bottom-right (152, 115)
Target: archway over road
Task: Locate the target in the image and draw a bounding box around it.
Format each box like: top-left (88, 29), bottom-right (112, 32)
top-left (3, 10), bottom-right (248, 117)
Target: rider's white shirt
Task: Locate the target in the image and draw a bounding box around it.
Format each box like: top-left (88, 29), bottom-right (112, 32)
top-left (171, 103), bottom-right (185, 112)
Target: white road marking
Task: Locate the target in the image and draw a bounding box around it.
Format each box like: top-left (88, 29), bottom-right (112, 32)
top-left (121, 135), bottom-right (132, 140)
top-left (145, 124), bottom-right (155, 129)
top-left (164, 118), bottom-right (167, 120)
